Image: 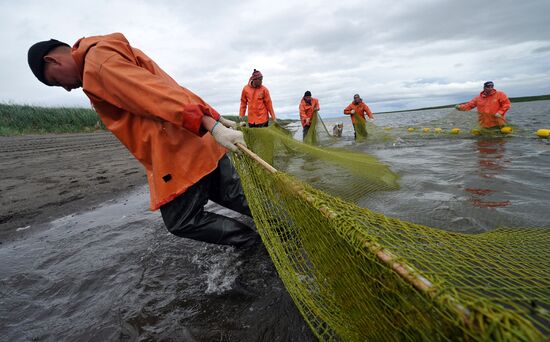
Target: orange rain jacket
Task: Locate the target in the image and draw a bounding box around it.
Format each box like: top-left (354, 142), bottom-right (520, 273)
top-left (458, 89), bottom-right (511, 128)
top-left (299, 97), bottom-right (320, 127)
top-left (343, 101), bottom-right (373, 124)
top-left (71, 33), bottom-right (226, 211)
top-left (239, 84), bottom-right (276, 125)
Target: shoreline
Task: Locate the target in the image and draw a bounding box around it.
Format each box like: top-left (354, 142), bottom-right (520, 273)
top-left (0, 132), bottom-right (147, 241)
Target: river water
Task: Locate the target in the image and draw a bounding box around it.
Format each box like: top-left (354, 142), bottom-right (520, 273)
top-left (1, 100), bottom-right (549, 341)
top-left (1, 189), bottom-right (314, 340)
top-left (302, 100), bottom-right (550, 232)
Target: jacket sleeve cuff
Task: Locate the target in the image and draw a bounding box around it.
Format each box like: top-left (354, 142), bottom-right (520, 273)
top-left (203, 106), bottom-right (221, 121)
top-left (181, 104), bottom-right (220, 136)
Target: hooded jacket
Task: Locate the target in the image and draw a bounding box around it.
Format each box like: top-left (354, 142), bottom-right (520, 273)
top-left (458, 89), bottom-right (511, 128)
top-left (343, 101), bottom-right (373, 124)
top-left (239, 83), bottom-right (276, 125)
top-left (299, 97), bottom-right (320, 127)
top-left (71, 33), bottom-right (226, 210)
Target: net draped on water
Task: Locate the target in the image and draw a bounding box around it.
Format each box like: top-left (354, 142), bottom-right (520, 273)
top-left (231, 122), bottom-right (549, 341)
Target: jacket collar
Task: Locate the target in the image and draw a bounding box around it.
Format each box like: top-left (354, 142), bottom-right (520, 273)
top-left (480, 89), bottom-right (497, 98)
top-left (71, 33), bottom-right (129, 78)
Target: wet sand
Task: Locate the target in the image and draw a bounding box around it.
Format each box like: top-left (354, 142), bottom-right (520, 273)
top-left (0, 132), bottom-right (314, 341)
top-left (0, 132), bottom-right (146, 239)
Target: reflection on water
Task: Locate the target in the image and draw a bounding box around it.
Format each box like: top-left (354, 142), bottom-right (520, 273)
top-left (466, 137), bottom-right (511, 209)
top-left (319, 100), bottom-right (550, 232)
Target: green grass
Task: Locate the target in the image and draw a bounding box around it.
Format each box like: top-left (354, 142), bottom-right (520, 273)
top-left (222, 115), bottom-right (296, 125)
top-left (0, 103), bottom-right (105, 136)
top-left (0, 104), bottom-right (296, 136)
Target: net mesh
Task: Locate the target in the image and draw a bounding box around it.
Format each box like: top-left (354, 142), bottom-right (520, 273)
top-left (352, 112), bottom-right (369, 141)
top-left (303, 111), bottom-right (336, 145)
top-left (232, 123), bottom-right (549, 341)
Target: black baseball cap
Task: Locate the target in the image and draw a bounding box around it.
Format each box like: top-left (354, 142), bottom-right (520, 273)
top-left (28, 39), bottom-right (70, 86)
top-left (483, 81), bottom-right (494, 88)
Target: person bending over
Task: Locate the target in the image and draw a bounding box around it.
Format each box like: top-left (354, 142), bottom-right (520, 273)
top-left (28, 33), bottom-right (258, 248)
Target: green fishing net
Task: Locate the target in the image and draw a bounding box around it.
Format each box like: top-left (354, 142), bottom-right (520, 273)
top-left (303, 111), bottom-right (335, 145)
top-left (231, 123), bottom-right (548, 341)
top-left (352, 112), bottom-right (369, 141)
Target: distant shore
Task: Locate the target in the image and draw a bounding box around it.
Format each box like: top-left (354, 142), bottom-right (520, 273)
top-left (1, 94), bottom-right (548, 135)
top-left (376, 94), bottom-right (550, 114)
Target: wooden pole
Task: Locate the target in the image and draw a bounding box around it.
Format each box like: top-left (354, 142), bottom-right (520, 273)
top-left (235, 141), bottom-right (471, 323)
top-left (236, 142), bottom-right (277, 174)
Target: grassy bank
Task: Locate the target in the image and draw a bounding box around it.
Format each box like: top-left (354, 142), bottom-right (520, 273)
top-left (0, 104), bottom-right (295, 136)
top-left (223, 115), bottom-right (296, 125)
top-left (0, 103), bottom-right (104, 135)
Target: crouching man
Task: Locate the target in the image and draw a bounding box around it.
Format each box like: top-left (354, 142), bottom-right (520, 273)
top-left (27, 33), bottom-right (259, 248)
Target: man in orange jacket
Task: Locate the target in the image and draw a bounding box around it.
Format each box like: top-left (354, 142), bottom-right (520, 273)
top-left (343, 94), bottom-right (374, 139)
top-left (239, 69), bottom-right (276, 127)
top-left (299, 90), bottom-right (320, 139)
top-left (27, 33), bottom-right (259, 248)
top-left (455, 81), bottom-right (511, 128)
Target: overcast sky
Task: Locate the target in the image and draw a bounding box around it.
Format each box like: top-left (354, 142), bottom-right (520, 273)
top-left (1, 0), bottom-right (550, 118)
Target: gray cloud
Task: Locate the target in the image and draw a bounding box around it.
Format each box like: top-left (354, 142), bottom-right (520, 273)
top-left (1, 0), bottom-right (550, 119)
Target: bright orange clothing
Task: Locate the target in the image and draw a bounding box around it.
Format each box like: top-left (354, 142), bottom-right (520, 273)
top-left (239, 85), bottom-right (276, 125)
top-left (458, 89), bottom-right (511, 128)
top-left (72, 33), bottom-right (226, 210)
top-left (299, 98), bottom-right (320, 127)
top-left (343, 101), bottom-right (373, 124)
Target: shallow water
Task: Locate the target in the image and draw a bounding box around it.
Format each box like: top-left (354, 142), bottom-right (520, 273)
top-left (300, 100), bottom-right (550, 232)
top-left (0, 186), bottom-right (314, 341)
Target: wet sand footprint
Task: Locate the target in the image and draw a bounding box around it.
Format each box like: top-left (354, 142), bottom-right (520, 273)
top-left (96, 176), bottom-right (110, 184)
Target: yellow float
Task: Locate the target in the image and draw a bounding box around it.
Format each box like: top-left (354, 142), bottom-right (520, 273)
top-left (500, 127), bottom-right (513, 134)
top-left (471, 129), bottom-right (481, 136)
top-left (536, 129), bottom-right (550, 138)
top-left (407, 127), bottom-right (415, 132)
top-left (422, 128), bottom-right (430, 133)
top-left (451, 128), bottom-right (460, 134)
top-left (434, 128), bottom-right (442, 133)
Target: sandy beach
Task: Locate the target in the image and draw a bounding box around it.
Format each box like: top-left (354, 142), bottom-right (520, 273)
top-left (0, 132), bottom-right (147, 240)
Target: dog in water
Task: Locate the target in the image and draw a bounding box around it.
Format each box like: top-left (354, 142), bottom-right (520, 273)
top-left (332, 122), bottom-right (343, 137)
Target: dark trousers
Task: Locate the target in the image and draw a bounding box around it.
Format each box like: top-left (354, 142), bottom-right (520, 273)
top-left (160, 154), bottom-right (259, 248)
top-left (302, 125), bottom-right (311, 140)
top-left (248, 121), bottom-right (269, 128)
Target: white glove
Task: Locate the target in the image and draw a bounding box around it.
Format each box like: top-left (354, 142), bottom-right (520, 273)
top-left (368, 118), bottom-right (374, 122)
top-left (494, 113), bottom-right (502, 119)
top-left (238, 117), bottom-right (247, 127)
top-left (219, 117), bottom-right (237, 129)
top-left (211, 123), bottom-right (246, 152)
top-left (350, 109), bottom-right (355, 114)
